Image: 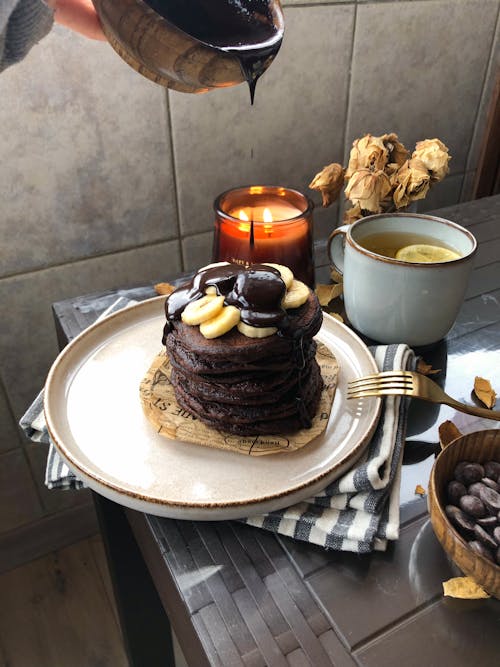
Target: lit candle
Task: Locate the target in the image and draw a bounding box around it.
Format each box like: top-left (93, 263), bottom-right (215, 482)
top-left (213, 186), bottom-right (315, 287)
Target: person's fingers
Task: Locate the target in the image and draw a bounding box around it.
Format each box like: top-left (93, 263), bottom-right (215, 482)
top-left (49, 0), bottom-right (107, 41)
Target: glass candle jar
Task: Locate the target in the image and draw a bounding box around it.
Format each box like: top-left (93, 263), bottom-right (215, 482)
top-left (213, 185), bottom-right (315, 287)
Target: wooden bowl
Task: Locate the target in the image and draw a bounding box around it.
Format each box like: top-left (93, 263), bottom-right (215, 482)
top-left (92, 0), bottom-right (283, 93)
top-left (428, 429), bottom-right (500, 598)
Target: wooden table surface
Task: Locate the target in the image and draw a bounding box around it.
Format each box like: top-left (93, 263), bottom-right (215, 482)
top-left (52, 196), bottom-right (500, 667)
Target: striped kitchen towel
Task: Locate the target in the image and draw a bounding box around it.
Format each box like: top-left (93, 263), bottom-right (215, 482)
top-left (20, 298), bottom-right (413, 553)
top-left (245, 344), bottom-right (414, 553)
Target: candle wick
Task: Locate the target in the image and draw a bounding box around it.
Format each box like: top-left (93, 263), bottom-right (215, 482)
top-left (249, 219), bottom-right (255, 249)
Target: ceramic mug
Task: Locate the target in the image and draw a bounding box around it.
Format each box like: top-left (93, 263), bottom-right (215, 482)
top-left (327, 213), bottom-right (477, 346)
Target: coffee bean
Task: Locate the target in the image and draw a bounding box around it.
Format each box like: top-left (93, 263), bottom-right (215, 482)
top-left (479, 485), bottom-right (500, 512)
top-left (477, 515), bottom-right (498, 529)
top-left (447, 480), bottom-right (467, 505)
top-left (474, 524), bottom-right (497, 550)
top-left (468, 539), bottom-right (494, 562)
top-left (454, 461), bottom-right (470, 483)
top-left (445, 505), bottom-right (476, 534)
top-left (459, 494), bottom-right (487, 518)
top-left (468, 482), bottom-right (485, 499)
top-left (484, 461), bottom-right (500, 479)
top-left (481, 477), bottom-right (500, 492)
top-left (462, 463), bottom-right (485, 485)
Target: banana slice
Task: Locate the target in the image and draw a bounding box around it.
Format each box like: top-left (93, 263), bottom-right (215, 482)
top-left (200, 305), bottom-right (240, 339)
top-left (237, 321), bottom-right (278, 338)
top-left (395, 244), bottom-right (461, 263)
top-left (263, 263), bottom-right (294, 289)
top-left (282, 279), bottom-right (309, 309)
top-left (181, 295), bottom-right (224, 325)
top-left (205, 286), bottom-right (217, 295)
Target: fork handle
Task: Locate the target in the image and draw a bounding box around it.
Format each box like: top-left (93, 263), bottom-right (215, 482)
top-left (444, 397), bottom-right (500, 421)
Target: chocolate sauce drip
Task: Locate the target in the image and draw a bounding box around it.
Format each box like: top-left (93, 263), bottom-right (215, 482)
top-left (292, 335), bottom-right (311, 428)
top-left (143, 0), bottom-right (283, 103)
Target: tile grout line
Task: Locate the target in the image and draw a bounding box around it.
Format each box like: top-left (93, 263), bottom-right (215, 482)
top-left (0, 238), bottom-right (181, 282)
top-left (460, 1), bottom-right (500, 200)
top-left (336, 0), bottom-right (358, 228)
top-left (165, 89), bottom-right (185, 272)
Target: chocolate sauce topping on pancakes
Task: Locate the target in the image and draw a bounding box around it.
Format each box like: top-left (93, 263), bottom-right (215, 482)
top-left (162, 263), bottom-right (323, 436)
top-left (164, 262), bottom-right (289, 339)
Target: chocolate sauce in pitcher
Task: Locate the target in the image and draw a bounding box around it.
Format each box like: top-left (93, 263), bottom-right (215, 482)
top-left (144, 0), bottom-right (284, 102)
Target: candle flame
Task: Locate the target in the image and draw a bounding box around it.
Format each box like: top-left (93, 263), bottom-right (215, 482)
top-left (238, 210), bottom-right (249, 221)
top-left (263, 208), bottom-right (273, 223)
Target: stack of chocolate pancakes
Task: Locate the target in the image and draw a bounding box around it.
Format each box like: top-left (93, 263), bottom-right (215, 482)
top-left (162, 262), bottom-right (323, 436)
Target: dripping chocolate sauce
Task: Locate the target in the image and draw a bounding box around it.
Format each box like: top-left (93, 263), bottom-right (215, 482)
top-left (143, 0), bottom-right (283, 103)
top-left (163, 263), bottom-right (312, 428)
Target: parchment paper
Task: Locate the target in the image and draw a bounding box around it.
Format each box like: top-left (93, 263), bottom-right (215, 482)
top-left (140, 342), bottom-right (338, 456)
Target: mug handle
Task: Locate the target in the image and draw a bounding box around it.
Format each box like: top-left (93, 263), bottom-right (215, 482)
top-left (327, 224), bottom-right (349, 275)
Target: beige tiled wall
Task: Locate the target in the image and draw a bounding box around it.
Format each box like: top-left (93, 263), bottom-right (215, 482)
top-left (0, 0), bottom-right (499, 550)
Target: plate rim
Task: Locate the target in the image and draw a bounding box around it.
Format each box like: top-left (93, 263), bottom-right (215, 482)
top-left (44, 296), bottom-right (381, 511)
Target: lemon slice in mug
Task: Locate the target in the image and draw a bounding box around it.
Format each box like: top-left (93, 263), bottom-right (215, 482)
top-left (395, 244), bottom-right (461, 263)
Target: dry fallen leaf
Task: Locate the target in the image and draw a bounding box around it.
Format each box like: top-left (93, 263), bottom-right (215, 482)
top-left (154, 282), bottom-right (176, 296)
top-left (415, 484), bottom-right (426, 496)
top-left (416, 359), bottom-right (441, 375)
top-left (438, 420), bottom-right (463, 449)
top-left (442, 577), bottom-right (490, 599)
top-left (315, 283), bottom-right (343, 307)
top-left (330, 268), bottom-right (343, 283)
top-left (473, 376), bottom-right (497, 409)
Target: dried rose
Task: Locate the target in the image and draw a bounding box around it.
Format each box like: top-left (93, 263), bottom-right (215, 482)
top-left (309, 163), bottom-right (345, 207)
top-left (343, 202), bottom-right (363, 224)
top-left (392, 158), bottom-right (431, 208)
top-left (381, 133), bottom-right (409, 167)
top-left (345, 168), bottom-right (392, 213)
top-left (384, 162), bottom-right (401, 178)
top-left (345, 134), bottom-right (388, 178)
top-left (412, 138), bottom-right (451, 182)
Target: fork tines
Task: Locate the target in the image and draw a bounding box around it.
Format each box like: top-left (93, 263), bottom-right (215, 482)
top-left (347, 371), bottom-right (413, 398)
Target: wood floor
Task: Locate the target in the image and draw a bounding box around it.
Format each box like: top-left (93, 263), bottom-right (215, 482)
top-left (0, 535), bottom-right (129, 667)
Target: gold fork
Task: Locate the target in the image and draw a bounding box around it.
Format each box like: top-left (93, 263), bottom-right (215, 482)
top-left (347, 370), bottom-right (500, 421)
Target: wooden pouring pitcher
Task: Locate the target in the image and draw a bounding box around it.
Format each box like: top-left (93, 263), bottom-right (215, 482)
top-left (91, 0), bottom-right (285, 94)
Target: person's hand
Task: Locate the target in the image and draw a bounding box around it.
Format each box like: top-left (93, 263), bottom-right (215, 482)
top-left (46, 0), bottom-right (107, 41)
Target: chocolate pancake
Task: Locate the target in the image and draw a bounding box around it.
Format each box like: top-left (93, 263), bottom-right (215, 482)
top-left (170, 353), bottom-right (318, 406)
top-left (166, 336), bottom-right (317, 378)
top-left (173, 362), bottom-right (323, 435)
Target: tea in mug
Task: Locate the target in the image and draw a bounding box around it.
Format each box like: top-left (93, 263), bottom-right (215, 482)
top-left (359, 231), bottom-right (462, 263)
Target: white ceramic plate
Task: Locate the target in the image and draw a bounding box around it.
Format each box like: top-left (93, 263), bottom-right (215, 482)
top-left (44, 297), bottom-right (381, 520)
